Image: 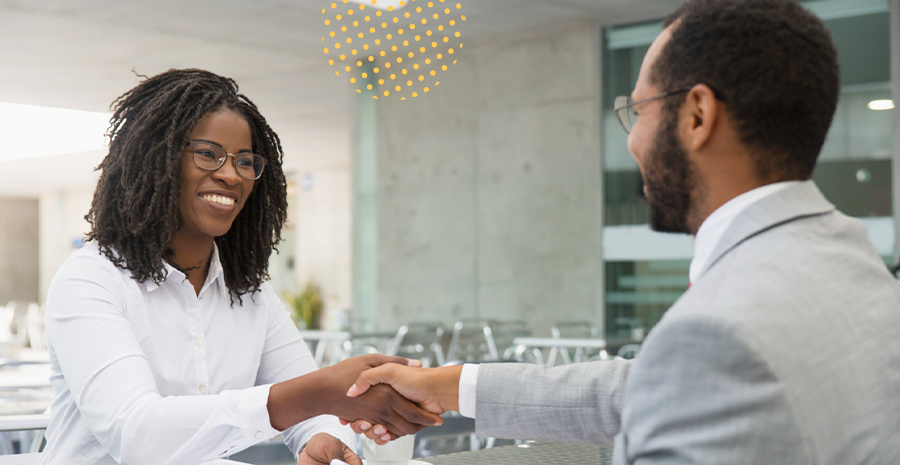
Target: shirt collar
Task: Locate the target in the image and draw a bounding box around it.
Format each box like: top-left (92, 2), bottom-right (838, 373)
top-left (689, 180), bottom-right (802, 283)
top-left (204, 242), bottom-right (226, 295)
top-left (144, 243), bottom-right (225, 294)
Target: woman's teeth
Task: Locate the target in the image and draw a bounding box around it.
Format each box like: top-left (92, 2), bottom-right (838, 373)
top-left (201, 194), bottom-right (235, 207)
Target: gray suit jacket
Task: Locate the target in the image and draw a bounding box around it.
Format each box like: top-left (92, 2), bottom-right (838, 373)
top-left (475, 182), bottom-right (900, 464)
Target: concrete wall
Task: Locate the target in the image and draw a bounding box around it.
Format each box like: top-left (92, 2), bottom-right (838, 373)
top-left (0, 198), bottom-right (40, 304)
top-left (38, 190), bottom-right (94, 304)
top-left (292, 167), bottom-right (353, 311)
top-left (375, 25), bottom-right (604, 335)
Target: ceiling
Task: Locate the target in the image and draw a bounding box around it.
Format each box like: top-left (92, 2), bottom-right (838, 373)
top-left (0, 0), bottom-right (683, 196)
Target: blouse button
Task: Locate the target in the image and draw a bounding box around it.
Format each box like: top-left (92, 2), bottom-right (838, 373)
top-left (255, 431), bottom-right (264, 440)
top-left (194, 338), bottom-right (203, 346)
top-left (198, 385), bottom-right (206, 393)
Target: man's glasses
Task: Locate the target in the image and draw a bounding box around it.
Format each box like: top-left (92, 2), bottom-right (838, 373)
top-left (186, 140), bottom-right (267, 180)
top-left (613, 86), bottom-right (693, 134)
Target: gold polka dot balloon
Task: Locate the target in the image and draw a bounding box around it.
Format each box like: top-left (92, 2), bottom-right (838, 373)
top-left (322, 0), bottom-right (465, 100)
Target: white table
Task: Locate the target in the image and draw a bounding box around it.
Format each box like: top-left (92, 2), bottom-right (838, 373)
top-left (0, 455), bottom-right (252, 465)
top-left (0, 365), bottom-right (51, 391)
top-left (296, 330), bottom-right (350, 341)
top-left (512, 337), bottom-right (608, 365)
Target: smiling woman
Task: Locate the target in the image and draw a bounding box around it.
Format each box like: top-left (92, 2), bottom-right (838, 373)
top-left (39, 69), bottom-right (440, 465)
top-left (170, 110), bottom-right (261, 293)
top-left (84, 69), bottom-right (288, 299)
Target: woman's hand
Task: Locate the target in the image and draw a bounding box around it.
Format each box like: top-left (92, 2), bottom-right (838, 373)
top-left (338, 419), bottom-right (391, 445)
top-left (268, 355), bottom-right (444, 438)
top-left (298, 433), bottom-right (361, 465)
top-left (340, 364), bottom-right (464, 444)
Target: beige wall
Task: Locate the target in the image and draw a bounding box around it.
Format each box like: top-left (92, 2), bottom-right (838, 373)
top-left (374, 25), bottom-right (605, 335)
top-left (291, 167), bottom-right (353, 311)
top-left (0, 198), bottom-right (40, 303)
top-left (38, 190), bottom-right (94, 304)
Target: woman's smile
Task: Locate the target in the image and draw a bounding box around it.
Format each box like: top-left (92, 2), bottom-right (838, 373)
top-left (175, 109), bottom-right (255, 241)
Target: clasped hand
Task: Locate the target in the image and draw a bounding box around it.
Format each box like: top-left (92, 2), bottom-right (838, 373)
top-left (307, 355), bottom-right (445, 438)
top-left (339, 364), bottom-right (463, 444)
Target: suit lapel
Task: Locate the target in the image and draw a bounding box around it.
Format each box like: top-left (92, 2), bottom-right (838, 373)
top-left (696, 181), bottom-right (835, 281)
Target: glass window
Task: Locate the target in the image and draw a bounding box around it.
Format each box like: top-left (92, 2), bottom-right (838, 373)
top-left (600, 0), bottom-right (894, 341)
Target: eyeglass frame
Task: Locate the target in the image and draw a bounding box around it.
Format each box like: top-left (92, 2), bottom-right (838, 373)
top-left (613, 86), bottom-right (695, 134)
top-left (184, 139), bottom-right (267, 180)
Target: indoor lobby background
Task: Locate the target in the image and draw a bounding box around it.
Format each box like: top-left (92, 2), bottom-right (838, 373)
top-left (1, 0), bottom-right (898, 343)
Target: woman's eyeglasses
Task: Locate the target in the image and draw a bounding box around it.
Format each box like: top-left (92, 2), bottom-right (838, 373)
top-left (186, 140), bottom-right (266, 180)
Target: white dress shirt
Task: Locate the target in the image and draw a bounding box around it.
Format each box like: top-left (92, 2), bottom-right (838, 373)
top-left (457, 181), bottom-right (804, 419)
top-left (689, 181), bottom-right (799, 283)
top-left (41, 242), bottom-right (354, 465)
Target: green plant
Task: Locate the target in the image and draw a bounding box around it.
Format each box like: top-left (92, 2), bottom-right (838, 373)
top-left (283, 283), bottom-right (324, 330)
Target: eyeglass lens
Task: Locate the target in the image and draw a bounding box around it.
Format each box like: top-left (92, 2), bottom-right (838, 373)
top-left (614, 96), bottom-right (636, 134)
top-left (189, 141), bottom-right (266, 180)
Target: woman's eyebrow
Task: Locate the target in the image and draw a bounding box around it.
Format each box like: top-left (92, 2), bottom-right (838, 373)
top-left (191, 138), bottom-right (221, 147)
top-left (191, 138), bottom-right (253, 153)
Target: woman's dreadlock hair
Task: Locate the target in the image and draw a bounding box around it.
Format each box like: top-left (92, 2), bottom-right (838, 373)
top-left (85, 68), bottom-right (288, 301)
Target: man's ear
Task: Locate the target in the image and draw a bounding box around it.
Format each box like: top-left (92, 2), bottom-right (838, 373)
top-left (682, 84), bottom-right (719, 151)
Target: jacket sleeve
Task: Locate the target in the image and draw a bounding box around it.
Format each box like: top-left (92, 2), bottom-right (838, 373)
top-left (474, 358), bottom-right (631, 446)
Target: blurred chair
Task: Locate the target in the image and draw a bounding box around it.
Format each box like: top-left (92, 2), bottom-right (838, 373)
top-left (0, 453), bottom-right (40, 464)
top-left (8, 302), bottom-right (31, 337)
top-left (3, 302), bottom-right (29, 342)
top-left (340, 339), bottom-right (380, 359)
top-left (385, 322), bottom-right (445, 367)
top-left (307, 333), bottom-right (351, 367)
top-left (0, 414), bottom-right (49, 456)
top-left (2, 302), bottom-right (43, 347)
top-left (617, 343), bottom-right (641, 360)
top-left (446, 319), bottom-right (543, 364)
top-left (490, 321), bottom-right (543, 365)
top-left (24, 304), bottom-right (45, 351)
top-left (549, 321), bottom-right (609, 365)
top-left (1, 303), bottom-right (12, 338)
top-left (613, 317), bottom-right (646, 342)
top-left (446, 319), bottom-right (498, 362)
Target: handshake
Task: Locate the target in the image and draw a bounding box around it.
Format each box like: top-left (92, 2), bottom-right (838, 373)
top-left (270, 355), bottom-right (463, 445)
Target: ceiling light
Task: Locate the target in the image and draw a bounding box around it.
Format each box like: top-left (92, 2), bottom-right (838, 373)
top-left (346, 0), bottom-right (407, 11)
top-left (0, 102), bottom-right (110, 162)
top-left (868, 99), bottom-right (895, 111)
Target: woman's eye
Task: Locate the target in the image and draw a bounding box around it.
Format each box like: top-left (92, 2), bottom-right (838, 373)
top-left (196, 150), bottom-right (217, 160)
top-left (236, 158), bottom-right (254, 168)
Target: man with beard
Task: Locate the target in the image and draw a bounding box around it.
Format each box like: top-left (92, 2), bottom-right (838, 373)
top-left (341, 0), bottom-right (900, 463)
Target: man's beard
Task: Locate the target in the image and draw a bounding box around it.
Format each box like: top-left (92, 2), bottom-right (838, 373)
top-left (643, 107), bottom-right (699, 234)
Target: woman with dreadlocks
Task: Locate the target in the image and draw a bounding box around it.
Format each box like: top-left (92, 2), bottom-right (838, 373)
top-left (40, 69), bottom-right (439, 465)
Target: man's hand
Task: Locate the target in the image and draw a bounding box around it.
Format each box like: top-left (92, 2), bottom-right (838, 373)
top-left (268, 355), bottom-right (443, 439)
top-left (297, 433), bottom-right (360, 465)
top-left (340, 365), bottom-right (463, 444)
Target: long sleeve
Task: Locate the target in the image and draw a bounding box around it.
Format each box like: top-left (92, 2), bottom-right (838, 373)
top-left (254, 285), bottom-right (355, 457)
top-left (43, 254), bottom-right (281, 465)
top-left (474, 359), bottom-right (631, 446)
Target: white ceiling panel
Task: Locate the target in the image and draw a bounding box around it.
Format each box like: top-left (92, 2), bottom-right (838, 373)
top-left (0, 0), bottom-right (681, 194)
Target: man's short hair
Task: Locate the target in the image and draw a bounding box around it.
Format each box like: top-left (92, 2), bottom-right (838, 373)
top-left (655, 0), bottom-right (840, 181)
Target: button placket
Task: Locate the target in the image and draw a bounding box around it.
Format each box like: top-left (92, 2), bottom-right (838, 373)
top-left (186, 281), bottom-right (210, 396)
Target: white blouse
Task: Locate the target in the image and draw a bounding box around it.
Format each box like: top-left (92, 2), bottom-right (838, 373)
top-left (40, 242), bottom-right (353, 465)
